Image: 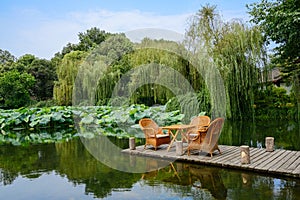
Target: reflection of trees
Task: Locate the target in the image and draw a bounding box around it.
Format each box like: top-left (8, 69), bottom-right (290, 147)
top-left (0, 138), bottom-right (140, 198)
top-left (141, 162), bottom-right (227, 199)
top-left (221, 169), bottom-right (300, 199)
top-left (220, 120), bottom-right (300, 150)
top-left (55, 139), bottom-right (141, 198)
top-left (141, 161), bottom-right (300, 199)
top-left (0, 143), bottom-right (59, 185)
top-left (1, 136), bottom-right (300, 199)
top-left (188, 165), bottom-right (227, 200)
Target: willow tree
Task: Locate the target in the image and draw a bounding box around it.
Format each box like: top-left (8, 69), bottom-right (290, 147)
top-left (71, 34), bottom-right (133, 106)
top-left (126, 38), bottom-right (205, 105)
top-left (185, 5), bottom-right (267, 120)
top-left (214, 22), bottom-right (267, 120)
top-left (93, 34), bottom-right (134, 105)
top-left (54, 51), bottom-right (87, 105)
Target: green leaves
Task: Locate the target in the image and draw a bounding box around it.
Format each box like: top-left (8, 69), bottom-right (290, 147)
top-left (0, 107), bottom-right (74, 130)
top-left (0, 104), bottom-right (186, 145)
top-left (0, 70), bottom-right (35, 108)
top-left (247, 0), bottom-right (300, 80)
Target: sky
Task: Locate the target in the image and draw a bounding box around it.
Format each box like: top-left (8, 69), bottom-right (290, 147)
top-left (0, 0), bottom-right (258, 59)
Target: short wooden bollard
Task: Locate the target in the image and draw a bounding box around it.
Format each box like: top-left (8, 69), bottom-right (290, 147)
top-left (265, 137), bottom-right (274, 152)
top-left (176, 141), bottom-right (183, 156)
top-left (240, 145), bottom-right (250, 164)
top-left (129, 137), bottom-right (136, 150)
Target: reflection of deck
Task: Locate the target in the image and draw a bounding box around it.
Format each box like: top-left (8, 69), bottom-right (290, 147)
top-left (122, 144), bottom-right (300, 178)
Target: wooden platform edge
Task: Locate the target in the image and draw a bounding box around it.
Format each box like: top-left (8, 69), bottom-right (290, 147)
top-left (122, 145), bottom-right (300, 178)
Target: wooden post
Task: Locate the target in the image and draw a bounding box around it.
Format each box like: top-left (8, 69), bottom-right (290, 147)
top-left (265, 137), bottom-right (274, 152)
top-left (176, 141), bottom-right (183, 156)
top-left (129, 137), bottom-right (136, 150)
top-left (240, 145), bottom-right (250, 164)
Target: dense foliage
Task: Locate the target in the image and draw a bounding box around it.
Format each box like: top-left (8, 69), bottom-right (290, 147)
top-left (0, 71), bottom-right (35, 108)
top-left (0, 104), bottom-right (184, 145)
top-left (54, 51), bottom-right (88, 105)
top-left (247, 0), bottom-right (300, 119)
top-left (247, 0), bottom-right (300, 72)
top-left (185, 5), bottom-right (267, 120)
top-left (254, 85), bottom-right (295, 119)
top-left (0, 3), bottom-right (298, 124)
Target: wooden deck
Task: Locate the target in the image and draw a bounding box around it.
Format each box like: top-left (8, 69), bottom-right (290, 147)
top-left (122, 143), bottom-right (300, 178)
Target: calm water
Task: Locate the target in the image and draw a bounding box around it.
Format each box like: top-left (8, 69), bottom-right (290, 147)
top-left (0, 120), bottom-right (300, 200)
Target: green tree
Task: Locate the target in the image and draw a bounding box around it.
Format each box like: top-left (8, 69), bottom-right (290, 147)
top-left (127, 38), bottom-right (196, 105)
top-left (0, 70), bottom-right (35, 108)
top-left (77, 27), bottom-right (111, 51)
top-left (0, 49), bottom-right (16, 65)
top-left (54, 51), bottom-right (87, 105)
top-left (185, 5), bottom-right (267, 120)
top-left (247, 0), bottom-right (300, 70)
top-left (247, 0), bottom-right (300, 120)
top-left (54, 27), bottom-right (112, 60)
top-left (27, 59), bottom-right (57, 101)
top-left (75, 34), bottom-right (133, 105)
top-left (0, 49), bottom-right (16, 73)
top-left (14, 54), bottom-right (36, 71)
top-left (11, 54), bottom-right (57, 101)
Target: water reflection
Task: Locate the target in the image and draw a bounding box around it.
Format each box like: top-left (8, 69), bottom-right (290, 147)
top-left (220, 120), bottom-right (300, 150)
top-left (80, 134), bottom-right (174, 173)
top-left (141, 161), bottom-right (227, 199)
top-left (0, 138), bottom-right (300, 199)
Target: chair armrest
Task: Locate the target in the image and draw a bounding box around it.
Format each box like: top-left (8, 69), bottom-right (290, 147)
top-left (186, 129), bottom-right (200, 141)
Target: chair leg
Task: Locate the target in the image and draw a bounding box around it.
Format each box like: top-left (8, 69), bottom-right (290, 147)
top-left (217, 147), bottom-right (222, 154)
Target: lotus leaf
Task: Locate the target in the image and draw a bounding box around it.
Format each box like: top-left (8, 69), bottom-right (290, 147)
top-left (81, 115), bottom-right (95, 124)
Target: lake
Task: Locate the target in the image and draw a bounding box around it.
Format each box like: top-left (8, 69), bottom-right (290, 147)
top-left (0, 120), bottom-right (299, 199)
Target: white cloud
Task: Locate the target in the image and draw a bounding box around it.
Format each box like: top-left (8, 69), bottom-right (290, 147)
top-left (2, 7), bottom-right (249, 59)
top-left (3, 9), bottom-right (191, 59)
top-left (68, 9), bottom-right (191, 33)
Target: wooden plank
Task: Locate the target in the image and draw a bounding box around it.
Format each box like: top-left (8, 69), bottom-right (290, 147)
top-left (268, 150), bottom-right (296, 172)
top-left (241, 150), bottom-right (284, 169)
top-left (284, 151), bottom-right (300, 172)
top-left (249, 150), bottom-right (266, 168)
top-left (122, 145), bottom-right (300, 177)
top-left (291, 162), bottom-right (300, 177)
top-left (248, 149), bottom-right (273, 163)
top-left (249, 148), bottom-right (267, 160)
top-left (222, 153), bottom-right (242, 167)
top-left (215, 149), bottom-right (241, 165)
top-left (276, 151), bottom-right (300, 174)
top-left (259, 150), bottom-right (290, 170)
top-left (210, 146), bottom-right (239, 163)
top-left (253, 150), bottom-right (285, 167)
top-left (230, 147), bottom-right (262, 165)
top-left (218, 145), bottom-right (234, 152)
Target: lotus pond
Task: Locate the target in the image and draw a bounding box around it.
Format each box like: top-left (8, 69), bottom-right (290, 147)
top-left (0, 116), bottom-right (300, 199)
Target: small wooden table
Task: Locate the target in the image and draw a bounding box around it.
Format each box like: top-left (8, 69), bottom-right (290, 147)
top-left (162, 124), bottom-right (196, 151)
